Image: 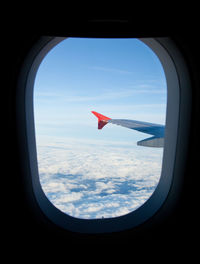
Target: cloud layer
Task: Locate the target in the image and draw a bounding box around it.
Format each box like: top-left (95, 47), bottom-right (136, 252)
top-left (37, 138), bottom-right (163, 219)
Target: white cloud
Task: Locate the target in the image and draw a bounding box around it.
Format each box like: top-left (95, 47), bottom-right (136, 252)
top-left (37, 137), bottom-right (163, 219)
top-left (35, 87), bottom-right (166, 104)
top-left (90, 66), bottom-right (133, 75)
top-left (54, 192), bottom-right (83, 203)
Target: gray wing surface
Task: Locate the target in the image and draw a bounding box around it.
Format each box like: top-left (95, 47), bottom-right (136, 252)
top-left (108, 119), bottom-right (165, 138)
top-left (108, 119), bottom-right (165, 147)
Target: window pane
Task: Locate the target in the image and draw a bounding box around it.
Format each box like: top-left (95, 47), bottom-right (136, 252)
top-left (34, 38), bottom-right (167, 219)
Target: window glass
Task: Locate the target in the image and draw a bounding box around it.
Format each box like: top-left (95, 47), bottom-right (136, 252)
top-left (34, 38), bottom-right (167, 219)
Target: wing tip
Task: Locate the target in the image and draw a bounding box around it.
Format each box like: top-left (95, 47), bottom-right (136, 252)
top-left (91, 111), bottom-right (111, 129)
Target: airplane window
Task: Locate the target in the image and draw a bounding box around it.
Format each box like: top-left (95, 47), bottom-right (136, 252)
top-left (33, 38), bottom-right (167, 220)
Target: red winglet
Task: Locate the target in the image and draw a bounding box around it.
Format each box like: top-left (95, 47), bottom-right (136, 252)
top-left (91, 111), bottom-right (111, 129)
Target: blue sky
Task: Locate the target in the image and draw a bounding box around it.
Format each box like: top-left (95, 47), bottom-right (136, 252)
top-left (34, 38), bottom-right (167, 219)
top-left (34, 38), bottom-right (167, 144)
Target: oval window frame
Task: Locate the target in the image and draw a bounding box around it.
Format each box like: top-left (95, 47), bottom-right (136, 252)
top-left (17, 36), bottom-right (191, 233)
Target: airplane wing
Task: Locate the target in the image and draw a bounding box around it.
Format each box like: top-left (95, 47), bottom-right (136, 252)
top-left (91, 111), bottom-right (165, 148)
